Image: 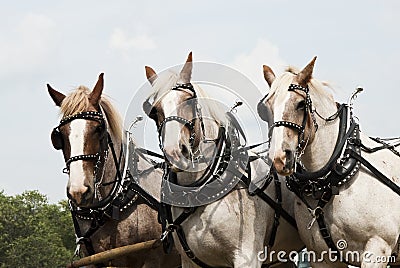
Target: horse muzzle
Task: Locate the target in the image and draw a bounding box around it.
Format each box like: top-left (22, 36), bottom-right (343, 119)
top-left (163, 145), bottom-right (192, 172)
top-left (273, 149), bottom-right (295, 176)
top-left (67, 184), bottom-right (93, 207)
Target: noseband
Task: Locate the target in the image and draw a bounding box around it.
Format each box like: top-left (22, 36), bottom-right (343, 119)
top-left (157, 83), bottom-right (206, 151)
top-left (259, 84), bottom-right (318, 154)
top-left (51, 111), bottom-right (109, 185)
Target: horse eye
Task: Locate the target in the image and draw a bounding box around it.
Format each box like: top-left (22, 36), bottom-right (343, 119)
top-left (296, 100), bottom-right (306, 110)
top-left (95, 125), bottom-right (104, 133)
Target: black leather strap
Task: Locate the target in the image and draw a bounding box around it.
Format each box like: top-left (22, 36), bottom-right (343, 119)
top-left (348, 149), bottom-right (400, 196)
top-left (314, 190), bottom-right (340, 253)
top-left (175, 226), bottom-right (214, 268)
top-left (238, 168), bottom-right (298, 230)
top-left (268, 171), bottom-right (282, 248)
top-left (159, 204), bottom-right (214, 268)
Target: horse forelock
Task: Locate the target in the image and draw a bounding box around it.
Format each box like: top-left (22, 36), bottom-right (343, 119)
top-left (60, 85), bottom-right (123, 140)
top-left (60, 86), bottom-right (91, 117)
top-left (267, 67), bottom-right (335, 107)
top-left (149, 70), bottom-right (179, 106)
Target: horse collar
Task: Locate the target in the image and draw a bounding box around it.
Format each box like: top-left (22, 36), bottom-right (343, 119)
top-left (286, 104), bottom-right (362, 196)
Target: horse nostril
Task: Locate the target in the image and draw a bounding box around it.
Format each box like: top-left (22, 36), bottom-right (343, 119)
top-left (285, 149), bottom-right (293, 159)
top-left (284, 149), bottom-right (295, 170)
top-left (67, 185), bottom-right (91, 205)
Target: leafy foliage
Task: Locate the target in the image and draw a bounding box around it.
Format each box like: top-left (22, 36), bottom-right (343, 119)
top-left (0, 190), bottom-right (75, 268)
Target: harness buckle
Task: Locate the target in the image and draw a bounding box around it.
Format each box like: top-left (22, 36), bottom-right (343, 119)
top-left (73, 237), bottom-right (85, 257)
top-left (160, 223), bottom-right (178, 241)
top-left (160, 230), bottom-right (170, 242)
top-left (307, 206), bottom-right (323, 229)
top-left (185, 249), bottom-right (195, 259)
top-left (73, 244), bottom-right (81, 258)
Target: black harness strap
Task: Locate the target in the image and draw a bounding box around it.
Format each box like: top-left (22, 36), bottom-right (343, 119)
top-left (351, 137), bottom-right (400, 156)
top-left (313, 190), bottom-right (340, 253)
top-left (160, 205), bottom-right (215, 268)
top-left (268, 171), bottom-right (283, 248)
top-left (251, 183), bottom-right (297, 230)
top-left (126, 172), bottom-right (160, 211)
top-left (70, 207), bottom-right (97, 256)
top-left (238, 167), bottom-right (298, 230)
top-left (135, 147), bottom-right (165, 159)
top-left (348, 149), bottom-right (400, 196)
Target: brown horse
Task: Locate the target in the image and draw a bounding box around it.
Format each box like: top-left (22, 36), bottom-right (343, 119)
top-left (48, 73), bottom-right (180, 267)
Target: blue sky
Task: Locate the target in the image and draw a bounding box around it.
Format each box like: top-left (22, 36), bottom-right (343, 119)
top-left (1, 1), bottom-right (399, 202)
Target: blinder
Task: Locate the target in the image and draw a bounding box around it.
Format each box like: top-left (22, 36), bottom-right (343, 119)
top-left (143, 98), bottom-right (157, 120)
top-left (51, 111), bottom-right (108, 174)
top-left (51, 111), bottom-right (105, 150)
top-left (257, 95), bottom-right (273, 125)
top-left (51, 127), bottom-right (63, 150)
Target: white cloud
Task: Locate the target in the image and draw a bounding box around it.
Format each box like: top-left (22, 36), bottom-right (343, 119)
top-left (109, 28), bottom-right (157, 52)
top-left (0, 13), bottom-right (57, 76)
top-left (231, 39), bottom-right (287, 92)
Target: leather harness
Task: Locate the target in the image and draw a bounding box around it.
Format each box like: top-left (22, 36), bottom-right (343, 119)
top-left (259, 83), bottom-right (400, 262)
top-left (52, 111), bottom-right (163, 264)
top-left (154, 83), bottom-right (298, 267)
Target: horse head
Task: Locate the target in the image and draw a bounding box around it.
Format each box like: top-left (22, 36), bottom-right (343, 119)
top-left (143, 52), bottom-right (207, 172)
top-left (258, 57), bottom-right (320, 176)
top-left (48, 74), bottom-right (121, 207)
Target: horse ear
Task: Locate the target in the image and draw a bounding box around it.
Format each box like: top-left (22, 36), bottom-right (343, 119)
top-left (90, 73), bottom-right (104, 105)
top-left (179, 51), bottom-right (193, 83)
top-left (263, 65), bottom-right (276, 88)
top-left (296, 56), bottom-right (317, 87)
top-left (145, 66), bottom-right (158, 86)
top-left (47, 84), bottom-right (66, 107)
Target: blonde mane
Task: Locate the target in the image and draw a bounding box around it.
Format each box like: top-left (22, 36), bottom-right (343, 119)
top-left (60, 86), bottom-right (123, 139)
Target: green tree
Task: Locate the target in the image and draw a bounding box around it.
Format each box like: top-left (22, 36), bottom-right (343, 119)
top-left (0, 190), bottom-right (75, 268)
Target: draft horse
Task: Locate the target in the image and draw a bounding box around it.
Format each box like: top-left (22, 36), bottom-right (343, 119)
top-left (48, 74), bottom-right (180, 267)
top-left (143, 53), bottom-right (303, 267)
top-left (258, 57), bottom-right (400, 267)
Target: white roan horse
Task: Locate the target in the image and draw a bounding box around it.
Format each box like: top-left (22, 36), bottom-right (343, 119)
top-left (143, 52), bottom-right (303, 268)
top-left (259, 57), bottom-right (400, 267)
top-left (48, 74), bottom-right (180, 267)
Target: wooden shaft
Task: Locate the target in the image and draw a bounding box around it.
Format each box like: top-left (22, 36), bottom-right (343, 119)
top-left (66, 239), bottom-right (161, 268)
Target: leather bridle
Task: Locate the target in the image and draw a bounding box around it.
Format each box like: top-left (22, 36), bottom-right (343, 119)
top-left (155, 83), bottom-right (206, 153)
top-left (51, 110), bottom-right (123, 209)
top-left (52, 111), bottom-right (108, 177)
top-left (258, 83), bottom-right (319, 155)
